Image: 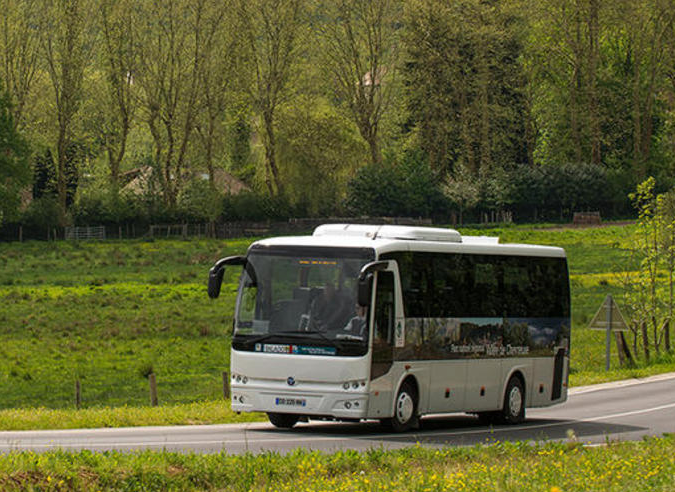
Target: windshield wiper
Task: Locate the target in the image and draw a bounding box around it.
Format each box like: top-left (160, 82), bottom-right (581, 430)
top-left (335, 333), bottom-right (364, 341)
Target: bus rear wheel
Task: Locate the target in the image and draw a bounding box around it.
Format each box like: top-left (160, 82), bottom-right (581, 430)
top-left (267, 412), bottom-right (300, 429)
top-left (383, 381), bottom-right (419, 432)
top-left (500, 376), bottom-right (525, 424)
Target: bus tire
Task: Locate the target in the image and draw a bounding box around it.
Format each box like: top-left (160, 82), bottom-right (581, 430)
top-left (384, 381), bottom-right (419, 432)
top-left (267, 412), bottom-right (300, 429)
top-left (500, 376), bottom-right (525, 424)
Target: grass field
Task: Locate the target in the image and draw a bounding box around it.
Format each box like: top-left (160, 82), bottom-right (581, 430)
top-left (0, 222), bottom-right (674, 429)
top-left (0, 435), bottom-right (673, 491)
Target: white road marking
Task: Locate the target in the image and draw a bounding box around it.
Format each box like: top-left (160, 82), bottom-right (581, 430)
top-left (569, 372), bottom-right (675, 395)
top-left (1, 400), bottom-right (674, 451)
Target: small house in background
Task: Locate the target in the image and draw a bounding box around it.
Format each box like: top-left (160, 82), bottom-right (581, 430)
top-left (201, 168), bottom-right (250, 195)
top-left (121, 166), bottom-right (250, 196)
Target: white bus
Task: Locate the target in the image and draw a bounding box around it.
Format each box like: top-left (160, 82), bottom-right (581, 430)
top-left (208, 224), bottom-right (570, 431)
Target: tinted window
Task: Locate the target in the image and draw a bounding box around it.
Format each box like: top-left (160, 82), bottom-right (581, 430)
top-left (382, 251), bottom-right (569, 318)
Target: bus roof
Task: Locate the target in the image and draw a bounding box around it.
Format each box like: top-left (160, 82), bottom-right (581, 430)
top-left (249, 224), bottom-right (566, 258)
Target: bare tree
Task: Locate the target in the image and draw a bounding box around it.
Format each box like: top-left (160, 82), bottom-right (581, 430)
top-left (236, 0), bottom-right (306, 195)
top-left (318, 0), bottom-right (401, 166)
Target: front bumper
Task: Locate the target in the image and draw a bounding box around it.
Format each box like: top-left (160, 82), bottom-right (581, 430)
top-left (231, 386), bottom-right (369, 419)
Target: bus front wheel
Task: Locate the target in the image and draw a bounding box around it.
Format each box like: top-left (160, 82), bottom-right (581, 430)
top-left (383, 381), bottom-right (419, 432)
top-left (500, 376), bottom-right (525, 424)
top-left (267, 412), bottom-right (300, 429)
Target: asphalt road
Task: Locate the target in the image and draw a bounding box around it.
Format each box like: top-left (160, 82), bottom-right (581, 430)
top-left (1, 373), bottom-right (674, 454)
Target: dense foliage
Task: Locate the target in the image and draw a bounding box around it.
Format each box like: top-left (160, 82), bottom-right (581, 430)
top-left (2, 0), bottom-right (675, 228)
top-left (0, 81), bottom-right (29, 226)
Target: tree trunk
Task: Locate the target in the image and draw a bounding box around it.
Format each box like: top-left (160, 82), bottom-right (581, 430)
top-left (262, 111), bottom-right (283, 195)
top-left (366, 130), bottom-right (381, 166)
top-left (632, 49), bottom-right (645, 180)
top-left (665, 319), bottom-right (671, 353)
top-left (570, 0), bottom-right (583, 163)
top-left (641, 320), bottom-right (650, 361)
top-left (588, 0), bottom-right (601, 165)
top-left (56, 122), bottom-right (68, 220)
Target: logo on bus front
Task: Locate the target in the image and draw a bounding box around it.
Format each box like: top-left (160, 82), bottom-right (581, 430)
top-left (287, 377), bottom-right (296, 386)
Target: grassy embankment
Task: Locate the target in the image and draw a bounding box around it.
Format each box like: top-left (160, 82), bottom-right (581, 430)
top-left (0, 222), bottom-right (674, 430)
top-left (0, 436), bottom-right (673, 491)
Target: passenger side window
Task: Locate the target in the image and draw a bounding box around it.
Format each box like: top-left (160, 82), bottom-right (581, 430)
top-left (374, 271), bottom-right (395, 345)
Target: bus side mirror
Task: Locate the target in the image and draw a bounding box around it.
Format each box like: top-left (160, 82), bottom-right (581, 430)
top-left (357, 260), bottom-right (389, 307)
top-left (207, 255), bottom-right (246, 299)
top-left (358, 273), bottom-right (373, 307)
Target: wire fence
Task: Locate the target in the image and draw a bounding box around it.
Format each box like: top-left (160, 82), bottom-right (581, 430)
top-left (0, 217), bottom-right (434, 242)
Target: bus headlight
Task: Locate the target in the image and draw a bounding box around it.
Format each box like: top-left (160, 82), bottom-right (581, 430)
top-left (343, 380), bottom-right (366, 391)
top-left (232, 373), bottom-right (248, 384)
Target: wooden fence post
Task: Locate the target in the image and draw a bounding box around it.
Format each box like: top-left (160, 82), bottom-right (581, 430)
top-left (222, 371), bottom-right (230, 399)
top-left (149, 373), bottom-right (158, 406)
top-left (75, 379), bottom-right (81, 409)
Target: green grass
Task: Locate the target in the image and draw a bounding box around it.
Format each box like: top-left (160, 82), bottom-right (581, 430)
top-left (1, 222), bottom-right (674, 430)
top-left (0, 401), bottom-right (261, 431)
top-left (0, 435), bottom-right (674, 491)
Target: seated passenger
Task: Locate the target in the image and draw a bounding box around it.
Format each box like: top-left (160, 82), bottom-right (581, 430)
top-left (309, 282), bottom-right (354, 331)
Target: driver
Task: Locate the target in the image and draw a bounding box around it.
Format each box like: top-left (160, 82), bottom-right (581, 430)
top-left (309, 282), bottom-right (354, 331)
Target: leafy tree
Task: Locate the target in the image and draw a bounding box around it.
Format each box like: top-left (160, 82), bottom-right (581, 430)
top-left (620, 178), bottom-right (675, 360)
top-left (317, 0), bottom-right (402, 166)
top-left (96, 0), bottom-right (139, 191)
top-left (404, 0), bottom-right (529, 177)
top-left (236, 0), bottom-right (307, 196)
top-left (39, 0), bottom-right (92, 217)
top-left (0, 80), bottom-right (30, 225)
top-left (276, 96), bottom-right (367, 215)
top-left (0, 0), bottom-right (41, 130)
top-left (135, 0), bottom-right (226, 205)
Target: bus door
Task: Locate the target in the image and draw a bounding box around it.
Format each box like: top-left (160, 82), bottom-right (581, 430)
top-left (367, 266), bottom-right (403, 419)
top-left (372, 271), bottom-right (395, 379)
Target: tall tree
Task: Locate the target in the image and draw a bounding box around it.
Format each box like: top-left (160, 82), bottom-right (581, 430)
top-left (317, 0), bottom-right (402, 166)
top-left (40, 0), bottom-right (91, 217)
top-left (135, 0), bottom-right (224, 204)
top-left (0, 0), bottom-right (41, 130)
top-left (97, 0), bottom-right (139, 191)
top-left (193, 0), bottom-right (239, 187)
top-left (0, 80), bottom-right (30, 225)
top-left (236, 0), bottom-right (306, 195)
top-left (620, 0), bottom-right (675, 179)
top-left (405, 0), bottom-right (529, 177)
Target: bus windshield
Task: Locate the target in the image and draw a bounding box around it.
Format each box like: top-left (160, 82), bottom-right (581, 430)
top-left (233, 247), bottom-right (374, 356)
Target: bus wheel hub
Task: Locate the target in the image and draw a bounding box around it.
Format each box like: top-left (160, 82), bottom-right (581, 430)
top-left (396, 392), bottom-right (414, 423)
top-left (509, 386), bottom-right (522, 416)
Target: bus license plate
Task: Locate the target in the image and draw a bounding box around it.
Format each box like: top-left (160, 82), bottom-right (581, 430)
top-left (275, 397), bottom-right (306, 407)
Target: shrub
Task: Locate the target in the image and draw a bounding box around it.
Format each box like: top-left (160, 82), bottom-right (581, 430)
top-left (346, 151), bottom-right (448, 219)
